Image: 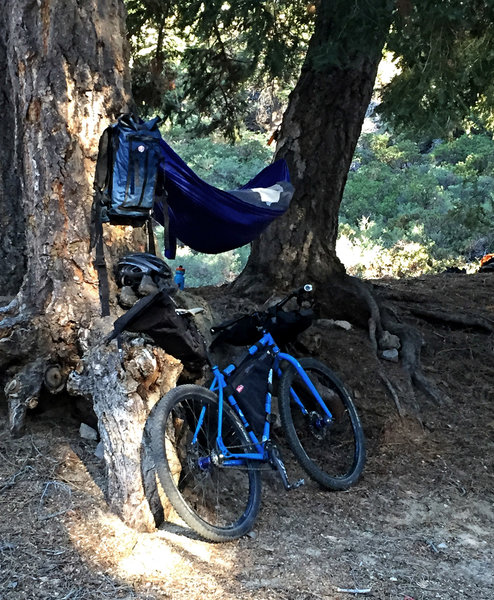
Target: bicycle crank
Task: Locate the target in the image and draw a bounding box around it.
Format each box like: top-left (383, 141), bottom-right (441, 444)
top-left (266, 443), bottom-right (305, 491)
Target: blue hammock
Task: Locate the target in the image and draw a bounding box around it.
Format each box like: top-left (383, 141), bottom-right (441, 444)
top-left (154, 139), bottom-right (294, 259)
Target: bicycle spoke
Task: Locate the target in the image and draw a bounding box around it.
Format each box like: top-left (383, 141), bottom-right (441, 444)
top-left (279, 358), bottom-right (365, 490)
top-left (151, 385), bottom-right (261, 540)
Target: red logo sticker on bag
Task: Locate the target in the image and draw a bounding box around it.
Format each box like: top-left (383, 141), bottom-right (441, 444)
top-left (236, 385), bottom-right (244, 393)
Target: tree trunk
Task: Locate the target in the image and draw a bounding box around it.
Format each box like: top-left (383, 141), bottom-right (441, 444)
top-left (0, 0), bottom-right (133, 430)
top-left (0, 0), bottom-right (179, 530)
top-left (242, 2), bottom-right (389, 290)
top-left (0, 16), bottom-right (25, 299)
top-left (67, 339), bottom-right (184, 532)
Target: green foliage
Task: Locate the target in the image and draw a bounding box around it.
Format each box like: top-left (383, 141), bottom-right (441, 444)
top-left (431, 135), bottom-right (494, 178)
top-left (339, 132), bottom-right (494, 277)
top-left (165, 245), bottom-right (251, 288)
top-left (126, 0), bottom-right (494, 144)
top-left (380, 0), bottom-right (494, 138)
top-left (126, 0), bottom-right (313, 139)
top-left (337, 232), bottom-right (442, 279)
top-left (126, 1), bottom-right (183, 119)
top-left (164, 126), bottom-right (274, 189)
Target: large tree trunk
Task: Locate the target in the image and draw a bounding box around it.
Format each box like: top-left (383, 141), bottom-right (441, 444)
top-left (241, 2), bottom-right (443, 414)
top-left (0, 0), bottom-right (178, 530)
top-left (242, 2), bottom-right (389, 290)
top-left (0, 0), bottom-right (132, 429)
top-left (0, 16), bottom-right (25, 298)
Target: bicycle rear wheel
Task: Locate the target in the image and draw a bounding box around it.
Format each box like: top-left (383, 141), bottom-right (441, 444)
top-left (279, 358), bottom-right (365, 490)
top-left (150, 384), bottom-right (262, 542)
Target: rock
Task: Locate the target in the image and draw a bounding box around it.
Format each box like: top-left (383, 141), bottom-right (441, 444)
top-left (138, 274), bottom-right (159, 296)
top-left (378, 330), bottom-right (401, 350)
top-left (298, 329), bottom-right (321, 353)
top-left (334, 319), bottom-right (352, 330)
top-left (79, 422), bottom-right (98, 441)
top-left (381, 349), bottom-right (399, 362)
top-left (317, 318), bottom-right (352, 331)
top-left (119, 285), bottom-right (138, 308)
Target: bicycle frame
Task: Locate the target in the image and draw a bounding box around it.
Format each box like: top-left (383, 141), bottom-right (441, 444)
top-left (201, 331), bottom-right (335, 468)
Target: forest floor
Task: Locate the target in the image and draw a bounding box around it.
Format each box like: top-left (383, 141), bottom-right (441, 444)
top-left (1, 272), bottom-right (493, 600)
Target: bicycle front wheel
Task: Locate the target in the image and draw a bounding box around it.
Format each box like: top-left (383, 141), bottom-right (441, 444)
top-left (150, 384), bottom-right (262, 542)
top-left (279, 358), bottom-right (365, 490)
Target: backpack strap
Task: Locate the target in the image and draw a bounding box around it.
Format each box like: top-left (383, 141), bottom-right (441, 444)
top-left (161, 193), bottom-right (174, 259)
top-left (90, 197), bottom-right (111, 317)
top-left (147, 217), bottom-right (156, 255)
top-left (90, 126), bottom-right (113, 317)
top-left (93, 127), bottom-right (111, 192)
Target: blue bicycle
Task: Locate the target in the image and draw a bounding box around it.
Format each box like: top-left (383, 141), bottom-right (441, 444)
top-left (150, 285), bottom-right (365, 541)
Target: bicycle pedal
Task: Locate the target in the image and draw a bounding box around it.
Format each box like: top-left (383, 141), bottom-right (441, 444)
top-left (267, 444), bottom-right (303, 491)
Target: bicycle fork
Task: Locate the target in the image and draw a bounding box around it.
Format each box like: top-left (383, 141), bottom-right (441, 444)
top-left (266, 442), bottom-right (305, 491)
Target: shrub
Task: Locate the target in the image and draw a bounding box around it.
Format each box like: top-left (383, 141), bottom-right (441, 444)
top-left (163, 126), bottom-right (273, 189)
top-left (431, 134), bottom-right (494, 177)
top-left (159, 128), bottom-right (494, 283)
top-left (339, 132), bottom-right (494, 278)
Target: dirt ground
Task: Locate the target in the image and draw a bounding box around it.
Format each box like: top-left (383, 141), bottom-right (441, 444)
top-left (1, 273), bottom-right (493, 600)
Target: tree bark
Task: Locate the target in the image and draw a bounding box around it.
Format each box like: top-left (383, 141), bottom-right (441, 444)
top-left (242, 2), bottom-right (389, 290)
top-left (67, 338), bottom-right (183, 532)
top-left (0, 0), bottom-right (133, 432)
top-left (0, 0), bottom-right (180, 530)
top-left (0, 16), bottom-right (25, 298)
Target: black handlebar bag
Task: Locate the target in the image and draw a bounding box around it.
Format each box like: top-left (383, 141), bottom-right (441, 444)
top-left (263, 309), bottom-right (314, 345)
top-left (209, 314), bottom-right (261, 350)
top-left (210, 308), bottom-right (313, 350)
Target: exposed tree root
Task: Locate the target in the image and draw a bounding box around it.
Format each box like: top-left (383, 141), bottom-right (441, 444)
top-left (317, 274), bottom-right (450, 418)
top-left (4, 358), bottom-right (49, 437)
top-left (0, 296), bottom-right (18, 314)
top-left (381, 314), bottom-right (449, 406)
top-left (379, 371), bottom-right (406, 418)
top-left (0, 304), bottom-right (49, 436)
top-left (406, 307), bottom-right (494, 333)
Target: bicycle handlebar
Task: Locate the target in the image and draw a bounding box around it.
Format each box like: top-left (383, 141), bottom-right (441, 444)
top-left (210, 284), bottom-right (314, 335)
top-left (209, 284), bottom-right (314, 348)
top-left (273, 284), bottom-right (313, 310)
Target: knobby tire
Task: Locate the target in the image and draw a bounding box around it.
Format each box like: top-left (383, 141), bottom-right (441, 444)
top-left (150, 385), bottom-right (262, 542)
top-left (279, 358), bottom-right (365, 490)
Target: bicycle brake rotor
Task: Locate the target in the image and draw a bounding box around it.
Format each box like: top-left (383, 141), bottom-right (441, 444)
top-left (308, 411), bottom-right (328, 441)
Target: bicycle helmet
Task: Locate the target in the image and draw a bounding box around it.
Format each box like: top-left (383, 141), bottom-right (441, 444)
top-left (117, 252), bottom-right (173, 289)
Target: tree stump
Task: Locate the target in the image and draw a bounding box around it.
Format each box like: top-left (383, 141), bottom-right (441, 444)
top-left (68, 335), bottom-right (183, 532)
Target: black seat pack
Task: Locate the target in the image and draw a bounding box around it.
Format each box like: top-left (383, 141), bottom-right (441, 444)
top-left (107, 291), bottom-right (206, 368)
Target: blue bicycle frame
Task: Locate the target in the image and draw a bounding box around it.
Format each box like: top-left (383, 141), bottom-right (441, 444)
top-left (197, 331), bottom-right (334, 468)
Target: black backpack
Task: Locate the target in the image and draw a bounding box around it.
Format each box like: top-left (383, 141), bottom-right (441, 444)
top-left (93, 114), bottom-right (165, 224)
top-left (91, 114), bottom-right (167, 316)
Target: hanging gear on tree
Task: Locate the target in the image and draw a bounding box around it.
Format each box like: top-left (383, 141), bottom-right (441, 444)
top-left (90, 114), bottom-right (167, 316)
